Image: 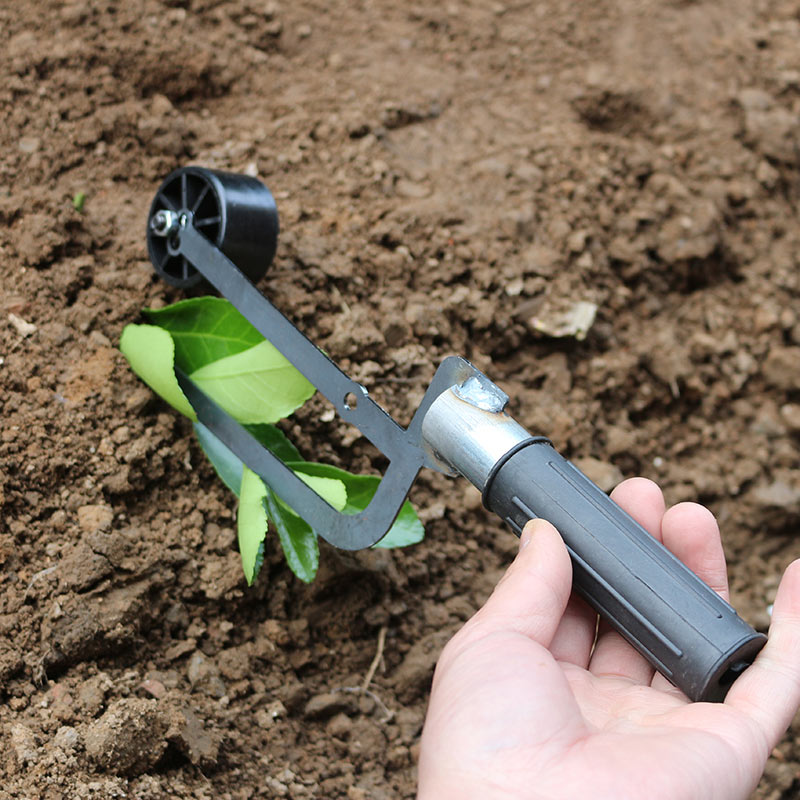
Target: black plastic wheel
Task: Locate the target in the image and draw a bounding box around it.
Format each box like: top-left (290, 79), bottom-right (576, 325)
top-left (146, 166), bottom-right (279, 288)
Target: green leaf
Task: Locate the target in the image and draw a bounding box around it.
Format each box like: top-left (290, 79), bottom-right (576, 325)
top-left (285, 461), bottom-right (424, 548)
top-left (72, 191), bottom-right (86, 212)
top-left (290, 470), bottom-right (348, 514)
top-left (193, 422), bottom-right (244, 496)
top-left (123, 295), bottom-right (422, 586)
top-left (195, 424), bottom-right (345, 520)
top-left (189, 340), bottom-right (315, 424)
top-left (195, 423), bottom-right (302, 497)
top-left (119, 324), bottom-right (197, 420)
top-left (195, 423), bottom-right (337, 507)
top-left (145, 297), bottom-right (265, 373)
top-left (238, 466), bottom-right (269, 585)
top-left (246, 424), bottom-right (302, 462)
top-left (263, 485), bottom-right (319, 583)
top-left (238, 465), bottom-right (344, 584)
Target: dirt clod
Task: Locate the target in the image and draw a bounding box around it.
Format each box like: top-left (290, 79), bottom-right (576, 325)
top-left (83, 698), bottom-right (167, 777)
top-left (165, 706), bottom-right (219, 768)
top-left (76, 504), bottom-right (113, 534)
top-left (304, 692), bottom-right (358, 720)
top-left (391, 630), bottom-right (452, 702)
top-left (10, 723), bottom-right (39, 767)
top-left (186, 652), bottom-right (226, 699)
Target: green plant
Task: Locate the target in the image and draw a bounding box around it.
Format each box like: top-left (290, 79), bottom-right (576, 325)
top-left (119, 297), bottom-right (424, 584)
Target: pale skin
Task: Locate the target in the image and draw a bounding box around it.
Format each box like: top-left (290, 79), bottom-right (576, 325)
top-left (418, 478), bottom-right (800, 800)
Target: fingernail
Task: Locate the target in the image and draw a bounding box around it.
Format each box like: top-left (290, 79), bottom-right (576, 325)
top-left (519, 521), bottom-right (536, 551)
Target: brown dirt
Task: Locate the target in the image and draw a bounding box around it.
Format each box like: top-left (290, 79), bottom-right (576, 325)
top-left (2, 0), bottom-right (800, 797)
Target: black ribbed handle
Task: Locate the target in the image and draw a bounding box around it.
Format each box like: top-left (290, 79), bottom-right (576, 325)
top-left (483, 441), bottom-right (766, 702)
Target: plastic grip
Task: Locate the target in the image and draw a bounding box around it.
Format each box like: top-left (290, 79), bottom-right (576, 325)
top-left (483, 441), bottom-right (766, 702)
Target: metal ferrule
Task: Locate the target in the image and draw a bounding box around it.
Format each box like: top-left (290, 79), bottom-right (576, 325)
top-left (421, 378), bottom-right (531, 491)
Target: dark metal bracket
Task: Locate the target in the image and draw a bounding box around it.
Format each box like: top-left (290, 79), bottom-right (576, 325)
top-left (173, 218), bottom-right (478, 550)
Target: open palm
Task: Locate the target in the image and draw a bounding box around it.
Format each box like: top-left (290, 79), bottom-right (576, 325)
top-left (418, 479), bottom-right (800, 800)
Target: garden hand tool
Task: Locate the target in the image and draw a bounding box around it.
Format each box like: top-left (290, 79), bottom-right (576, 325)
top-left (145, 166), bottom-right (766, 702)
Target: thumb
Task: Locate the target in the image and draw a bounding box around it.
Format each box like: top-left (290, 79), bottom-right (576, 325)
top-left (474, 518), bottom-right (573, 647)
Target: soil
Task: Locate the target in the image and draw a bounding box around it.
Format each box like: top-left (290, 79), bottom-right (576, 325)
top-left (2, 0), bottom-right (800, 797)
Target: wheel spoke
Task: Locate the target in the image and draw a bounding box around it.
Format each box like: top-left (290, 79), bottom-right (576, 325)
top-left (191, 183), bottom-right (210, 213)
top-left (195, 215), bottom-right (221, 227)
top-left (157, 192), bottom-right (176, 211)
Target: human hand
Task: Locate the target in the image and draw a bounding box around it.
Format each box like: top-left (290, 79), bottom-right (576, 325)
top-left (417, 478), bottom-right (800, 800)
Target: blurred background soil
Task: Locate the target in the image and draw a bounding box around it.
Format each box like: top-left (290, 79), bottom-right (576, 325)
top-left (1, 0), bottom-right (800, 797)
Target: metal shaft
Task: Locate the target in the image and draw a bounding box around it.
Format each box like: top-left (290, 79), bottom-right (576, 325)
top-left (421, 375), bottom-right (531, 491)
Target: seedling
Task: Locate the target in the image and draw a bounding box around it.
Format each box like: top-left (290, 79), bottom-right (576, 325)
top-left (131, 165), bottom-right (765, 702)
top-left (120, 297), bottom-right (423, 584)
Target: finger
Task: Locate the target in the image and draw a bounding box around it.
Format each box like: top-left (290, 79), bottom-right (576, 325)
top-left (660, 502), bottom-right (729, 601)
top-left (609, 476), bottom-right (668, 538)
top-left (549, 595), bottom-right (597, 668)
top-left (650, 502), bottom-right (728, 693)
top-left (589, 478), bottom-right (666, 684)
top-left (724, 559), bottom-right (800, 750)
top-left (468, 518), bottom-right (572, 649)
